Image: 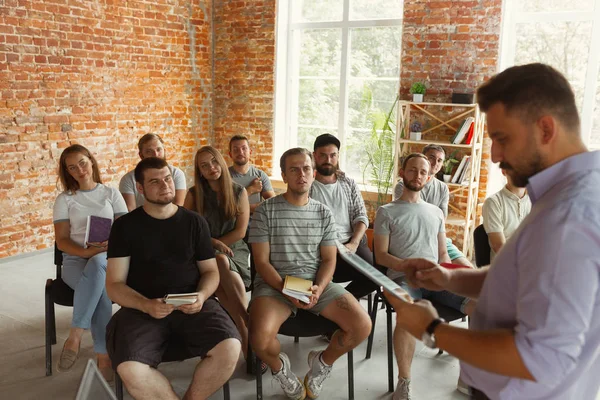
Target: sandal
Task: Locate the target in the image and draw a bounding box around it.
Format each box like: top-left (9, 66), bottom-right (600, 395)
top-left (57, 340), bottom-right (80, 372)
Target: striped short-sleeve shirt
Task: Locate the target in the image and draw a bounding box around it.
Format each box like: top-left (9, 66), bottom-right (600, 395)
top-left (248, 194), bottom-right (338, 278)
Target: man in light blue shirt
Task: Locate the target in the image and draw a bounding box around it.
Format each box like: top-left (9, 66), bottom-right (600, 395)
top-left (384, 63), bottom-right (600, 400)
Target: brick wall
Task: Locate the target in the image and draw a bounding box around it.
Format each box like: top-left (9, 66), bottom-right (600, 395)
top-left (400, 0), bottom-right (502, 247)
top-left (0, 0), bottom-right (212, 258)
top-left (212, 0), bottom-right (276, 172)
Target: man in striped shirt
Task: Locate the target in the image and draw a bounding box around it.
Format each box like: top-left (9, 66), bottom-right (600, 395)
top-left (248, 147), bottom-right (372, 400)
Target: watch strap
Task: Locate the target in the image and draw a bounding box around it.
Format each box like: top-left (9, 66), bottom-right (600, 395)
top-left (426, 318), bottom-right (446, 335)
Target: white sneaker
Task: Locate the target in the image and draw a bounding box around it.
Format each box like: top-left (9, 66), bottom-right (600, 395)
top-left (272, 353), bottom-right (306, 400)
top-left (304, 350), bottom-right (332, 399)
top-left (457, 377), bottom-right (469, 395)
top-left (392, 377), bottom-right (411, 400)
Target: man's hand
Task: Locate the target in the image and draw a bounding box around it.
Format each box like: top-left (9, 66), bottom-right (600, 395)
top-left (403, 258), bottom-right (451, 291)
top-left (247, 178), bottom-right (263, 196)
top-left (144, 298), bottom-right (175, 319)
top-left (383, 289), bottom-right (438, 338)
top-left (343, 241), bottom-right (359, 254)
top-left (284, 285), bottom-right (322, 310)
top-left (177, 292), bottom-right (206, 314)
top-left (213, 239), bottom-right (234, 257)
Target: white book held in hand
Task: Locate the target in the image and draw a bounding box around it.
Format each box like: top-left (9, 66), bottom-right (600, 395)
top-left (282, 275), bottom-right (313, 304)
top-left (163, 292), bottom-right (199, 306)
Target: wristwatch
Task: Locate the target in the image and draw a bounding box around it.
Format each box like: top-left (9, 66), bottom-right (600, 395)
top-left (421, 318), bottom-right (446, 349)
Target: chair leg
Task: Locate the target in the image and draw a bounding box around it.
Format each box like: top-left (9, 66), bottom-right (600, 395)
top-left (50, 301), bottom-right (57, 345)
top-left (223, 380), bottom-right (230, 400)
top-left (255, 354), bottom-right (263, 400)
top-left (365, 293), bottom-right (380, 359)
top-left (115, 371), bottom-right (124, 400)
top-left (294, 336), bottom-right (299, 343)
top-left (367, 293), bottom-right (372, 315)
top-left (386, 305), bottom-right (394, 393)
top-left (45, 282), bottom-right (53, 376)
top-left (246, 339), bottom-right (254, 375)
top-left (347, 350), bottom-right (354, 400)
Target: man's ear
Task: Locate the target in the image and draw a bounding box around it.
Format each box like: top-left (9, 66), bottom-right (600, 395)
top-left (281, 171), bottom-right (288, 184)
top-left (425, 174), bottom-right (432, 184)
top-left (537, 115), bottom-right (557, 145)
top-left (399, 169), bottom-right (405, 180)
top-left (228, 150), bottom-right (233, 159)
top-left (136, 181), bottom-right (144, 196)
top-left (138, 151), bottom-right (143, 160)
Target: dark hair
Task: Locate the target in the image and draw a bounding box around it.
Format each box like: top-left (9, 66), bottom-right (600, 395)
top-left (402, 153), bottom-right (430, 170)
top-left (422, 144), bottom-right (445, 156)
top-left (477, 63), bottom-right (580, 133)
top-left (192, 146), bottom-right (239, 220)
top-left (134, 157), bottom-right (169, 184)
top-left (229, 134), bottom-right (249, 150)
top-left (137, 133), bottom-right (164, 152)
top-left (280, 147), bottom-right (314, 173)
top-left (57, 144), bottom-right (102, 192)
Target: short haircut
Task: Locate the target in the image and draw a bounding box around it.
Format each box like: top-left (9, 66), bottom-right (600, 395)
top-left (137, 133), bottom-right (164, 152)
top-left (134, 157), bottom-right (169, 184)
top-left (229, 134), bottom-right (249, 150)
top-left (477, 63), bottom-right (580, 133)
top-left (422, 144), bottom-right (445, 156)
top-left (280, 147), bottom-right (314, 173)
top-left (402, 153), bottom-right (430, 170)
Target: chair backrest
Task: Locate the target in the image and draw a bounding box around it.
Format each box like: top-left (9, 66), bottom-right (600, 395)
top-left (473, 224), bottom-right (491, 267)
top-left (54, 242), bottom-right (63, 278)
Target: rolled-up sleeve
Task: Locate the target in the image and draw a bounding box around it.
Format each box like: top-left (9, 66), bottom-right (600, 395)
top-left (513, 214), bottom-right (599, 388)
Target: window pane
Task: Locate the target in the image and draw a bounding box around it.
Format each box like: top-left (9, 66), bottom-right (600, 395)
top-left (293, 0), bottom-right (343, 23)
top-left (298, 29), bottom-right (342, 77)
top-left (514, 21), bottom-right (592, 112)
top-left (297, 127), bottom-right (338, 151)
top-left (297, 78), bottom-right (340, 126)
top-left (347, 79), bottom-right (399, 131)
top-left (350, 0), bottom-right (403, 20)
top-left (515, 0), bottom-right (593, 13)
top-left (350, 27), bottom-right (402, 78)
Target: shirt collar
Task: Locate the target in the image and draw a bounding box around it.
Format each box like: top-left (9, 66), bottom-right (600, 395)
top-left (527, 150), bottom-right (600, 204)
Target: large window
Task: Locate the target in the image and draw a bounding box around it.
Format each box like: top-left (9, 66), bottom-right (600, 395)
top-left (501, 0), bottom-right (600, 149)
top-left (274, 0), bottom-right (403, 180)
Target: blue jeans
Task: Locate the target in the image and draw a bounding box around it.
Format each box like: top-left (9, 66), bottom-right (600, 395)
top-left (396, 276), bottom-right (469, 314)
top-left (62, 253), bottom-right (112, 354)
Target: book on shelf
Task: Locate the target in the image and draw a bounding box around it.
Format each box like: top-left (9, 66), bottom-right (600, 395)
top-left (451, 156), bottom-right (470, 184)
top-left (461, 159), bottom-right (473, 184)
top-left (451, 119), bottom-right (467, 143)
top-left (452, 117), bottom-right (474, 144)
top-left (282, 275), bottom-right (313, 304)
top-left (163, 292), bottom-right (199, 306)
top-left (83, 215), bottom-right (112, 248)
top-left (464, 122), bottom-right (475, 145)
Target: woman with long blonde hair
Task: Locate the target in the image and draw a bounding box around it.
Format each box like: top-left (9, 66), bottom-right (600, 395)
top-left (184, 146), bottom-right (254, 363)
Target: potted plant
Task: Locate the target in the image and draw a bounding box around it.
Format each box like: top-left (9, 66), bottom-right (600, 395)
top-left (410, 82), bottom-right (426, 103)
top-left (409, 121), bottom-right (422, 141)
top-left (442, 152), bottom-right (460, 182)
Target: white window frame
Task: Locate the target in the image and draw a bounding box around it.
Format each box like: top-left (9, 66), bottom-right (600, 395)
top-left (500, 0), bottom-right (600, 149)
top-left (273, 0), bottom-right (403, 179)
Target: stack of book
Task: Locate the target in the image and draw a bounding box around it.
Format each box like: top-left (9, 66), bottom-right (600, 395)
top-left (451, 117), bottom-right (475, 144)
top-left (451, 156), bottom-right (472, 184)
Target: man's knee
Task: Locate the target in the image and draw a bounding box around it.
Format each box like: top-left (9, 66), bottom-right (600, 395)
top-left (351, 310), bottom-right (373, 341)
top-left (208, 338), bottom-right (241, 368)
top-left (117, 361), bottom-right (151, 386)
top-left (216, 254), bottom-right (229, 269)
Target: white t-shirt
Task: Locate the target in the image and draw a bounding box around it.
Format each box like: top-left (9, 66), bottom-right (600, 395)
top-left (482, 186), bottom-right (532, 260)
top-left (310, 180), bottom-right (353, 242)
top-left (119, 165), bottom-right (186, 208)
top-left (374, 199), bottom-right (445, 280)
top-left (53, 184), bottom-right (128, 248)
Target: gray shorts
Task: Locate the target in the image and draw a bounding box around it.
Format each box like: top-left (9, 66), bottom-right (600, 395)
top-left (251, 279), bottom-right (348, 316)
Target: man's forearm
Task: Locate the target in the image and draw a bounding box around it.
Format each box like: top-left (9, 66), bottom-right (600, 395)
top-left (349, 221), bottom-right (368, 244)
top-left (196, 269), bottom-right (220, 299)
top-left (106, 282), bottom-right (149, 313)
top-left (436, 324), bottom-right (534, 380)
top-left (315, 259), bottom-right (335, 288)
top-left (445, 267), bottom-right (488, 298)
top-left (250, 202), bottom-right (261, 213)
top-left (255, 261), bottom-right (285, 291)
top-left (377, 252), bottom-right (405, 272)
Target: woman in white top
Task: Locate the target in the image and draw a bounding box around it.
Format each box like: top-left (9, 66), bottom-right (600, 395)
top-left (52, 144), bottom-right (127, 380)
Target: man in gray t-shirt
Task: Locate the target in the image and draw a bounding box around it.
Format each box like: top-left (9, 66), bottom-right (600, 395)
top-left (374, 153), bottom-right (473, 400)
top-left (228, 135), bottom-right (275, 213)
top-left (248, 148), bottom-right (372, 400)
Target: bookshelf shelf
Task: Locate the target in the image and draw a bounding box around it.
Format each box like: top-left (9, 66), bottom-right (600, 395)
top-left (393, 101), bottom-right (484, 258)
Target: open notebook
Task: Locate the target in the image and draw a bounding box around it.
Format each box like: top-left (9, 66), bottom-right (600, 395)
top-left (75, 359), bottom-right (116, 400)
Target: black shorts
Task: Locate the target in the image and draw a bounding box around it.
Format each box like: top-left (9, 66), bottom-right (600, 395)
top-left (106, 297), bottom-right (241, 369)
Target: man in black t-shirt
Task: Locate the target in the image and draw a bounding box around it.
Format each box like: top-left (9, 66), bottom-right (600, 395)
top-left (106, 157), bottom-right (241, 400)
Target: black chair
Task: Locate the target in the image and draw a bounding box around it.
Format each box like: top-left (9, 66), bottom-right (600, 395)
top-left (45, 243), bottom-right (75, 376)
top-left (364, 244), bottom-right (466, 392)
top-left (114, 347), bottom-right (231, 400)
top-left (473, 224), bottom-right (491, 267)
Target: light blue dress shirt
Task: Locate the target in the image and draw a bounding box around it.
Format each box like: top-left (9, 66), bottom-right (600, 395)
top-left (462, 151), bottom-right (600, 400)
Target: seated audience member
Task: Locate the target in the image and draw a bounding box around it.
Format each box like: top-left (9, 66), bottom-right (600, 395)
top-left (374, 153), bottom-right (475, 400)
top-left (482, 169), bottom-right (531, 260)
top-left (53, 144), bottom-right (128, 380)
top-left (309, 133), bottom-right (378, 299)
top-left (393, 144), bottom-right (472, 267)
top-left (248, 148), bottom-right (372, 400)
top-left (228, 134), bottom-right (275, 214)
top-left (105, 157), bottom-right (241, 400)
top-left (119, 133), bottom-right (186, 211)
top-left (183, 146), bottom-right (252, 362)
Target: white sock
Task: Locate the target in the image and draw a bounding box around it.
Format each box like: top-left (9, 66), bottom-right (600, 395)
top-left (319, 352), bottom-right (331, 367)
